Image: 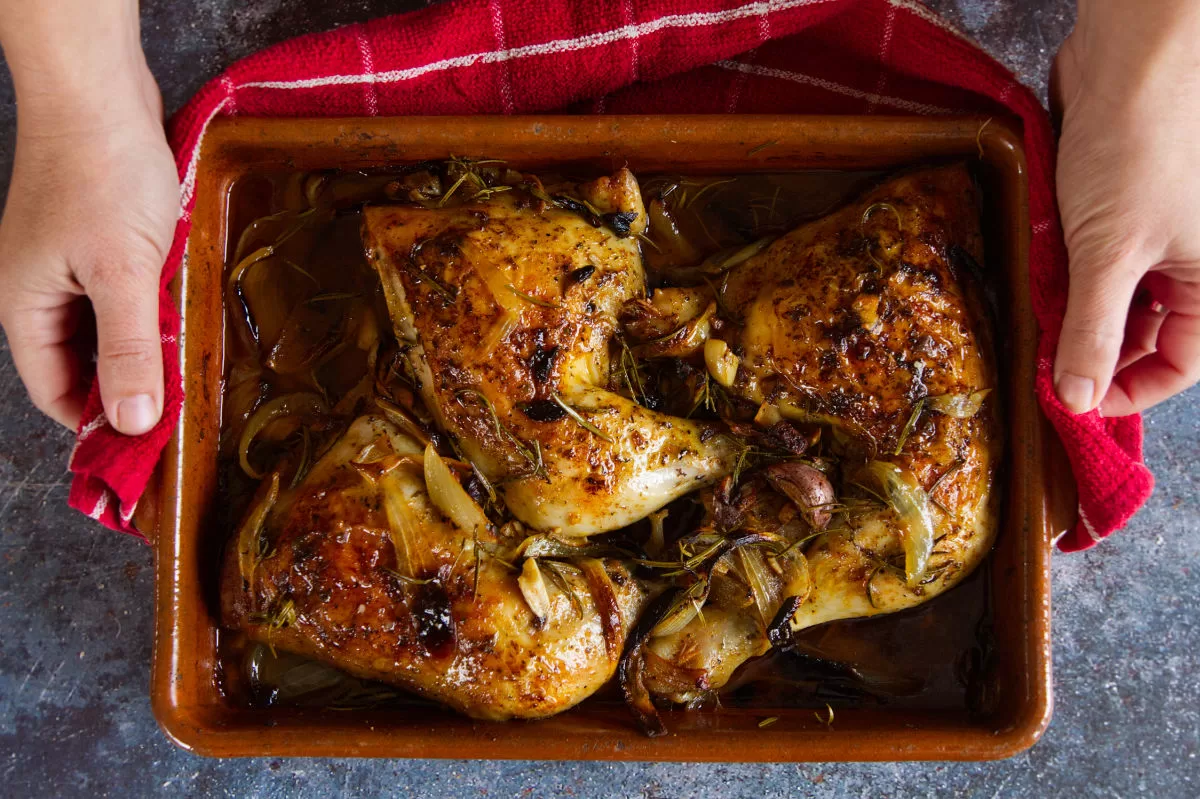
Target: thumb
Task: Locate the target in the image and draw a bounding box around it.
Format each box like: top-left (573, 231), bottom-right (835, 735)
top-left (88, 258), bottom-right (165, 436)
top-left (1054, 249), bottom-right (1145, 414)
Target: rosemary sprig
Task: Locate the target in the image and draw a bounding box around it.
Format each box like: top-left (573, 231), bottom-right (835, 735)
top-left (281, 258), bottom-right (319, 285)
top-left (249, 596), bottom-right (298, 656)
top-left (634, 535), bottom-right (727, 576)
top-left (472, 525), bottom-right (482, 600)
top-left (861, 202), bottom-right (903, 234)
top-left (688, 373), bottom-right (717, 418)
top-left (437, 170), bottom-right (471, 207)
top-left (454, 388), bottom-right (549, 481)
top-left (404, 247), bottom-right (457, 302)
top-left (615, 333), bottom-right (647, 404)
top-left (306, 291), bottom-right (359, 304)
top-left (384, 568), bottom-right (434, 585)
top-left (702, 274), bottom-right (734, 319)
top-left (849, 480), bottom-right (892, 509)
top-left (893, 397), bottom-right (926, 455)
top-left (975, 117), bottom-right (992, 159)
top-left (551, 393), bottom-right (614, 443)
top-left (683, 178), bottom-right (735, 210)
top-left (541, 560), bottom-right (585, 619)
top-left (288, 427), bottom-right (312, 490)
top-left (635, 232), bottom-right (662, 252)
top-left (506, 283), bottom-right (558, 308)
top-left (766, 530), bottom-right (827, 561)
top-left (472, 185), bottom-right (513, 202)
top-left (438, 156), bottom-right (508, 207)
top-left (268, 598), bottom-right (296, 630)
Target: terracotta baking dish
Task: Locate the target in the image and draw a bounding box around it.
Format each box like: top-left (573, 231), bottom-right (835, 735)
top-left (140, 114), bottom-right (1073, 760)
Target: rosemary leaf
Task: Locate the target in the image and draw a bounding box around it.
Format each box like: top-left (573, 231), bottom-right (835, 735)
top-left (551, 394), bottom-right (614, 443)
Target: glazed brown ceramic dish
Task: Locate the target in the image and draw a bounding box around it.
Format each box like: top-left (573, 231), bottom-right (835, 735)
top-left (142, 115), bottom-right (1073, 760)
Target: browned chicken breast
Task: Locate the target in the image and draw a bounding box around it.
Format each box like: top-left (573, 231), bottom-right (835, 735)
top-left (639, 166), bottom-right (1000, 705)
top-left (362, 169), bottom-right (735, 537)
top-left (222, 413), bottom-right (649, 720)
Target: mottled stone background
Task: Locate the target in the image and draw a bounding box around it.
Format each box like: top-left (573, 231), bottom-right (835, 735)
top-left (1, 1), bottom-right (1197, 797)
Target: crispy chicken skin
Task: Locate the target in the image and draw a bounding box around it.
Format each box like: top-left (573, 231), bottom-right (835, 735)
top-left (644, 166), bottom-right (1000, 702)
top-left (362, 169), bottom-right (735, 537)
top-left (221, 414), bottom-right (649, 720)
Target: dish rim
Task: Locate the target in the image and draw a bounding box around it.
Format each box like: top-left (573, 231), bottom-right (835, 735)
top-left (142, 113), bottom-right (1068, 761)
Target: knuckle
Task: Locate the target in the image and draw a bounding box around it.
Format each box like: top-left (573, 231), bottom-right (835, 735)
top-left (1060, 322), bottom-right (1123, 353)
top-left (78, 235), bottom-right (168, 289)
top-left (99, 336), bottom-right (160, 367)
top-left (20, 376), bottom-right (65, 420)
top-left (25, 385), bottom-right (54, 414)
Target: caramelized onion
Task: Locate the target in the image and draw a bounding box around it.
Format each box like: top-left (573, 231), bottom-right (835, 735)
top-left (379, 471), bottom-right (437, 577)
top-left (578, 558), bottom-right (624, 662)
top-left (645, 197), bottom-right (701, 268)
top-left (650, 580), bottom-right (709, 638)
top-left (515, 534), bottom-right (631, 560)
top-left (266, 303), bottom-right (350, 376)
top-left (698, 236), bottom-right (775, 274)
top-left (375, 397), bottom-right (432, 447)
top-left (926, 389), bottom-right (992, 418)
top-left (863, 461), bottom-right (937, 586)
top-left (634, 301), bottom-right (716, 359)
top-left (618, 590), bottom-right (679, 738)
top-left (422, 443), bottom-right (489, 536)
top-left (736, 547), bottom-right (779, 625)
top-left (236, 471), bottom-right (280, 586)
top-left (238, 393), bottom-right (328, 479)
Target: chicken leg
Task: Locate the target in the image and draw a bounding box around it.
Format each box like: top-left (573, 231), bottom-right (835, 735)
top-left (363, 169), bottom-right (736, 537)
top-left (642, 165), bottom-right (1001, 703)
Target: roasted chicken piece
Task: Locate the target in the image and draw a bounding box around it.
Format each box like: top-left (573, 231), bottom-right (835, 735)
top-left (221, 413), bottom-right (649, 720)
top-left (641, 166), bottom-right (1000, 704)
top-left (363, 169), bottom-right (735, 537)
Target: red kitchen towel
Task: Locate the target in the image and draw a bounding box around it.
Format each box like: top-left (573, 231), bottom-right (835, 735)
top-left (67, 0), bottom-right (1154, 552)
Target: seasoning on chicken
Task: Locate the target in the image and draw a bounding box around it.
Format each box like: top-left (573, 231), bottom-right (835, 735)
top-left (221, 413), bottom-right (649, 720)
top-left (362, 169), bottom-right (735, 537)
top-left (636, 166), bottom-right (1000, 707)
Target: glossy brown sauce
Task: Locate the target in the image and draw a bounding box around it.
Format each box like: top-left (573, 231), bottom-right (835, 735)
top-left (214, 165), bottom-right (992, 715)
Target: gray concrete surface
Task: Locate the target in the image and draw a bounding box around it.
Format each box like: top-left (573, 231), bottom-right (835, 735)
top-left (1, 1), bottom-right (1197, 797)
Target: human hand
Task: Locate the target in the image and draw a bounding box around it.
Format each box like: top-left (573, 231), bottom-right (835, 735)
top-left (0, 1), bottom-right (178, 434)
top-left (1052, 0), bottom-right (1200, 416)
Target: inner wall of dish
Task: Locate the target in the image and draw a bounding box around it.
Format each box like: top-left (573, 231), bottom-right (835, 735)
top-left (208, 162), bottom-right (1003, 720)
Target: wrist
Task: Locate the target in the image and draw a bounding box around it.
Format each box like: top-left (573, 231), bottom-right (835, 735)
top-left (1, 0), bottom-right (157, 130)
top-left (1070, 0), bottom-right (1200, 108)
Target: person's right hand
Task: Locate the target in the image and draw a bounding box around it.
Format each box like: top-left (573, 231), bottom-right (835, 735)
top-left (0, 1), bottom-right (178, 435)
top-left (1052, 0), bottom-right (1200, 417)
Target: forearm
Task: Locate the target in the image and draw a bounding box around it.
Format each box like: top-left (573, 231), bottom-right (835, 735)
top-left (1069, 0), bottom-right (1200, 107)
top-left (0, 0), bottom-right (156, 127)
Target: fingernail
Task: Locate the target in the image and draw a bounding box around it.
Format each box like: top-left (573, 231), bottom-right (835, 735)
top-left (115, 394), bottom-right (160, 436)
top-left (1056, 373), bottom-right (1095, 414)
